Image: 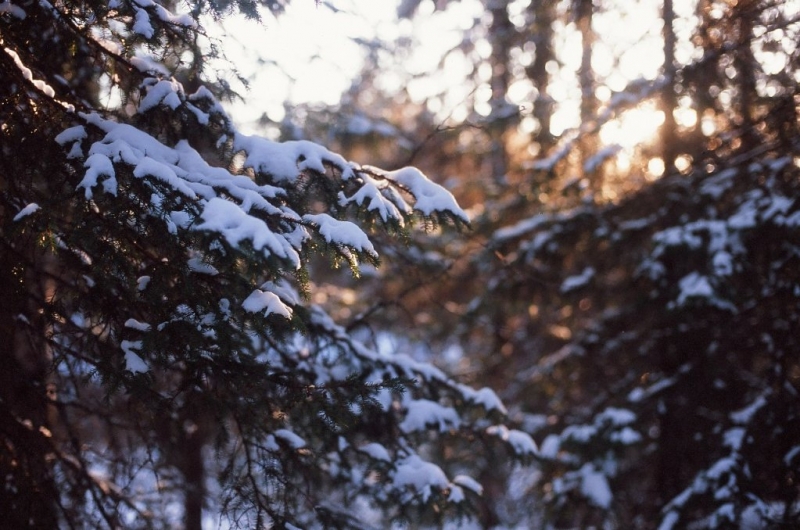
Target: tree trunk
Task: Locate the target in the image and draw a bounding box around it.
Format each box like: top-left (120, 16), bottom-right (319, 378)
top-left (183, 430), bottom-right (205, 530)
top-left (0, 240), bottom-right (60, 526)
top-left (488, 0), bottom-right (513, 191)
top-left (575, 0), bottom-right (600, 197)
top-left (527, 0), bottom-right (556, 152)
top-left (661, 0), bottom-right (679, 173)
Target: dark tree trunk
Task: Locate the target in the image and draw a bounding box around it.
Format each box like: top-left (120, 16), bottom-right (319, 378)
top-left (661, 0), bottom-right (679, 173)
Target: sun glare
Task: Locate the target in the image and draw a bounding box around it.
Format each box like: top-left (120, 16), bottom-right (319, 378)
top-left (203, 0), bottom-right (766, 166)
top-left (600, 104), bottom-right (665, 149)
top-left (204, 0), bottom-right (399, 133)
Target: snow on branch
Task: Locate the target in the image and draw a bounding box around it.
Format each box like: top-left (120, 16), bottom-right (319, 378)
top-left (234, 134), bottom-right (355, 183)
top-left (392, 455), bottom-right (450, 503)
top-left (362, 165), bottom-right (470, 225)
top-left (3, 47), bottom-right (55, 97)
top-left (338, 173), bottom-right (407, 225)
top-left (194, 198), bottom-right (301, 267)
top-left (0, 0), bottom-right (26, 19)
top-left (13, 203), bottom-right (40, 222)
top-left (399, 399), bottom-right (460, 433)
top-left (303, 213), bottom-right (378, 260)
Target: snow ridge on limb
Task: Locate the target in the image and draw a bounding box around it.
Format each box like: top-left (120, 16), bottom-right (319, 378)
top-left (358, 165), bottom-right (471, 227)
top-left (69, 70), bottom-right (470, 272)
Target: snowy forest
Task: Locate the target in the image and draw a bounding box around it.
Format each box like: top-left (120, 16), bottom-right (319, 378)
top-left (0, 0), bottom-right (798, 528)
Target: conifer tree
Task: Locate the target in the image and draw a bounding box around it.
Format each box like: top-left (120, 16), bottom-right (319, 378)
top-left (0, 1), bottom-right (535, 527)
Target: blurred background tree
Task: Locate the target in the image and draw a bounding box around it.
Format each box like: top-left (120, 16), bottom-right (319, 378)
top-left (285, 0), bottom-right (799, 527)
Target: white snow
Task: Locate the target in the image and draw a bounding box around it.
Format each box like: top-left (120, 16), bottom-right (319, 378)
top-left (121, 340), bottom-right (149, 373)
top-left (137, 276), bottom-right (151, 291)
top-left (391, 353), bottom-right (449, 384)
top-left (13, 203), bottom-right (39, 221)
top-left (400, 399), bottom-right (460, 433)
top-left (124, 318), bottom-right (151, 331)
top-left (618, 217), bottom-right (653, 232)
top-left (242, 288), bottom-right (293, 319)
top-left (728, 200), bottom-right (758, 229)
top-left (784, 446), bottom-right (800, 466)
top-left (675, 272), bottom-right (713, 305)
top-left (79, 153), bottom-right (117, 198)
top-left (528, 230), bottom-right (553, 253)
top-left (452, 475), bottom-right (483, 496)
top-left (584, 144), bottom-right (621, 173)
top-left (138, 78), bottom-right (183, 113)
top-left (171, 141), bottom-right (286, 217)
top-left (459, 385), bottom-right (507, 414)
top-left (130, 54), bottom-right (171, 76)
top-left (627, 375), bottom-right (676, 402)
top-left (539, 434), bottom-right (561, 459)
top-left (597, 407), bottom-right (636, 426)
top-left (610, 426), bottom-right (642, 445)
top-left (303, 213), bottom-right (378, 258)
top-left (492, 213), bottom-right (548, 243)
top-left (274, 429), bottom-right (306, 449)
top-left (761, 194), bottom-right (793, 221)
top-left (194, 198), bottom-right (300, 267)
top-left (92, 36), bottom-right (123, 56)
top-left (234, 134), bottom-right (354, 183)
top-left (359, 442), bottom-right (391, 462)
top-left (259, 280), bottom-right (300, 306)
top-left (381, 166), bottom-right (469, 223)
top-left (133, 0), bottom-right (195, 27)
top-left (0, 0), bottom-right (26, 19)
top-left (653, 224), bottom-right (704, 250)
top-left (700, 168), bottom-right (737, 199)
top-left (132, 7), bottom-right (154, 38)
top-left (448, 485), bottom-right (466, 503)
top-left (486, 425), bottom-right (538, 456)
top-left (579, 463), bottom-right (612, 509)
top-left (531, 138), bottom-right (574, 171)
top-left (706, 457), bottom-right (736, 480)
top-left (170, 211), bottom-right (192, 230)
top-left (338, 174), bottom-right (405, 224)
top-left (712, 251), bottom-right (733, 276)
top-left (723, 428), bottom-right (745, 451)
top-left (187, 257), bottom-right (219, 276)
top-left (82, 112), bottom-right (178, 164)
top-left (4, 47), bottom-right (55, 97)
top-left (711, 503), bottom-right (736, 525)
top-left (392, 455), bottom-right (450, 502)
top-left (562, 424), bottom-right (597, 443)
top-left (55, 125), bottom-right (87, 145)
top-left (658, 511), bottom-right (680, 530)
top-left (264, 434), bottom-right (280, 451)
top-left (133, 157), bottom-right (197, 199)
top-left (561, 267), bottom-right (595, 293)
top-left (730, 393), bottom-right (768, 424)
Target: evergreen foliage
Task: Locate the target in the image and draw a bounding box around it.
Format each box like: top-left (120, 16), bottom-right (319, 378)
top-left (0, 1), bottom-right (532, 527)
